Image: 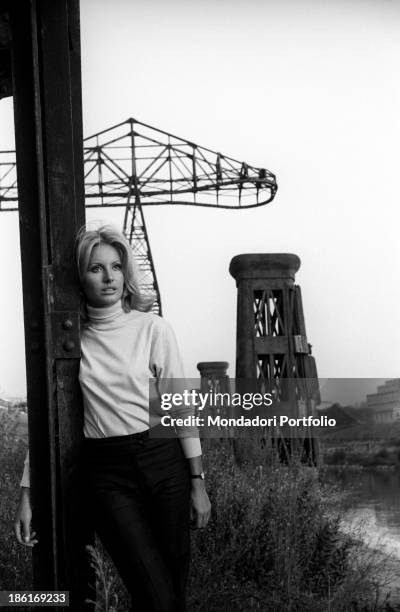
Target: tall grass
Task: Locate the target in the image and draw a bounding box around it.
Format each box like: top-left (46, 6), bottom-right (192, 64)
top-left (0, 408), bottom-right (32, 591)
top-left (187, 438), bottom-right (396, 611)
top-left (85, 542), bottom-right (129, 612)
top-left (1, 412), bottom-right (397, 611)
top-left (87, 437), bottom-right (397, 611)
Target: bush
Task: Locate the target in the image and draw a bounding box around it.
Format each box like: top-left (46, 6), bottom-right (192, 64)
top-left (187, 438), bottom-right (395, 611)
top-left (1, 419), bottom-right (396, 611)
top-left (325, 449), bottom-right (346, 465)
top-left (0, 408), bottom-right (32, 592)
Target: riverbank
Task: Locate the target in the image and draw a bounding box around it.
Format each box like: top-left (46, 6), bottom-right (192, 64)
top-left (321, 421), bottom-right (400, 469)
top-left (323, 463), bottom-right (400, 609)
top-left (339, 523), bottom-right (400, 607)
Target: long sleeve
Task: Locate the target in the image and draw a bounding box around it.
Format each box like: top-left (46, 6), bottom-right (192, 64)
top-left (150, 318), bottom-right (202, 458)
top-left (20, 450), bottom-right (30, 488)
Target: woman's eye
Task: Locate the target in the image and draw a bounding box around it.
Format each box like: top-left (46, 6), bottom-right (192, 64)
top-left (90, 265), bottom-right (101, 272)
top-left (113, 263), bottom-right (122, 270)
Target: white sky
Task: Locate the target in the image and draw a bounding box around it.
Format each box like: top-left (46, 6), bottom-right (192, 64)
top-left (0, 0), bottom-right (399, 402)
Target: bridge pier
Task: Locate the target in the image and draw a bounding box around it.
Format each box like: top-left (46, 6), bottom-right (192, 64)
top-left (229, 254), bottom-right (320, 465)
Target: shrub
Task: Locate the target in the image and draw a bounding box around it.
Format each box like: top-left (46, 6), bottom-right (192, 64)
top-left (0, 408), bottom-right (32, 593)
top-left (325, 449), bottom-right (346, 465)
top-left (187, 438), bottom-right (395, 611)
top-left (1, 420), bottom-right (396, 611)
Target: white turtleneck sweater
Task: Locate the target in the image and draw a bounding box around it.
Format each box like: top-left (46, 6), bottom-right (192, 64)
top-left (20, 302), bottom-right (201, 487)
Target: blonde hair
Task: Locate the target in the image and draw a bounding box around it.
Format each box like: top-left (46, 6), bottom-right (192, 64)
top-left (75, 224), bottom-right (154, 314)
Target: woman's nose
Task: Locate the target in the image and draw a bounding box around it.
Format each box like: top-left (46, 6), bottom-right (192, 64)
top-left (103, 268), bottom-right (114, 282)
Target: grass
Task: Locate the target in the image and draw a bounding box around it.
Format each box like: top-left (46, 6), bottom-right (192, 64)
top-left (0, 408), bottom-right (32, 594)
top-left (87, 438), bottom-right (399, 611)
top-left (323, 442), bottom-right (400, 468)
top-left (186, 438), bottom-right (398, 611)
top-left (85, 542), bottom-right (129, 612)
top-left (321, 422), bottom-right (400, 468)
top-left (1, 410), bottom-right (399, 611)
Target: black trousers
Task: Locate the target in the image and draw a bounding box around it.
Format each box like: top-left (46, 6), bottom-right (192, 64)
top-left (82, 430), bottom-right (191, 612)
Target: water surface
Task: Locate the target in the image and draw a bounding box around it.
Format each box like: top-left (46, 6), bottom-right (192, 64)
top-left (327, 468), bottom-right (400, 602)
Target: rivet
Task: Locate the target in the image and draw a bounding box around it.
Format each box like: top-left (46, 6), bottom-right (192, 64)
top-left (62, 319), bottom-right (73, 330)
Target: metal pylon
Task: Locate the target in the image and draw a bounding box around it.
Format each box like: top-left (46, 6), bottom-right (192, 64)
top-left (123, 196), bottom-right (162, 314)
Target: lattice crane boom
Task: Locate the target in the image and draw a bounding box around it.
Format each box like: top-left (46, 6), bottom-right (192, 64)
top-left (83, 118), bottom-right (277, 209)
top-left (0, 117), bottom-right (278, 313)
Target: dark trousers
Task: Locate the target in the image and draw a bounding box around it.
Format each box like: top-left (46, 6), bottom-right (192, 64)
top-left (82, 430), bottom-right (191, 612)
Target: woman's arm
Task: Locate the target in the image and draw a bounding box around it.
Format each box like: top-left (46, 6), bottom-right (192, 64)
top-left (150, 317), bottom-right (211, 528)
top-left (15, 451), bottom-right (38, 546)
top-left (186, 455), bottom-right (211, 529)
top-left (14, 487), bottom-right (38, 547)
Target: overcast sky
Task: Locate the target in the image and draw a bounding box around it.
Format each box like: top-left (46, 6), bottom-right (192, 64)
top-left (0, 0), bottom-right (399, 403)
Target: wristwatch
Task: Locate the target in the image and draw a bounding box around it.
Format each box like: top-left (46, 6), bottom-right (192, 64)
top-left (190, 472), bottom-right (205, 480)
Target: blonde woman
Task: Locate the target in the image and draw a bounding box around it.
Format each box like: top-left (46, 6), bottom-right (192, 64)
top-left (15, 225), bottom-right (211, 612)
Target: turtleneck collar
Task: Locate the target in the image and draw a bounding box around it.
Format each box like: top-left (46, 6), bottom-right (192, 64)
top-left (86, 300), bottom-right (125, 326)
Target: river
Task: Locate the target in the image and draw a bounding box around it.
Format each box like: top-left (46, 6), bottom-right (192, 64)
top-left (326, 468), bottom-right (400, 603)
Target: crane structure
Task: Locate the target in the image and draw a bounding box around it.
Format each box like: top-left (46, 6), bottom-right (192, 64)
top-left (0, 117), bottom-right (278, 313)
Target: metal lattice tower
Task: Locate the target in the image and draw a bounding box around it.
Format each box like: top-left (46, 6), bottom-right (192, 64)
top-left (0, 118), bottom-right (278, 313)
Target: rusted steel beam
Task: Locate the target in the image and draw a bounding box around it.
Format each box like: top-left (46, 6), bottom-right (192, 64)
top-left (10, 0), bottom-right (90, 606)
top-left (0, 2), bottom-right (12, 99)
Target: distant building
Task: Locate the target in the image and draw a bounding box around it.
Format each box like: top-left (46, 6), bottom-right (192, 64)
top-left (366, 379), bottom-right (400, 424)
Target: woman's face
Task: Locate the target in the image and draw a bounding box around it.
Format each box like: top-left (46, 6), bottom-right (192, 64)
top-left (81, 243), bottom-right (125, 308)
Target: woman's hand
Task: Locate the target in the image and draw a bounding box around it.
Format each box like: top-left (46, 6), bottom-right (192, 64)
top-left (14, 487), bottom-right (38, 547)
top-left (190, 480), bottom-right (211, 529)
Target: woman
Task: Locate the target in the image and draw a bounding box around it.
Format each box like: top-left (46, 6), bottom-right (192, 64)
top-left (14, 224), bottom-right (211, 612)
